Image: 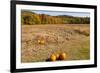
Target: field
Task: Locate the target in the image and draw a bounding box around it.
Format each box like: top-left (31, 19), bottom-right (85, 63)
top-left (21, 24), bottom-right (90, 63)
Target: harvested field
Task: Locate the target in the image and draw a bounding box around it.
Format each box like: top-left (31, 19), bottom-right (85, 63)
top-left (21, 24), bottom-right (90, 63)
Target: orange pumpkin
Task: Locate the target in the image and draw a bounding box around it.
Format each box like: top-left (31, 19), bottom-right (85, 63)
top-left (56, 54), bottom-right (60, 59)
top-left (50, 54), bottom-right (56, 61)
top-left (41, 40), bottom-right (45, 44)
top-left (38, 40), bottom-right (41, 44)
top-left (59, 53), bottom-right (66, 60)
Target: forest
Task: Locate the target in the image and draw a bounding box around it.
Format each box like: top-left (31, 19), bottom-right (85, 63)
top-left (21, 10), bottom-right (90, 25)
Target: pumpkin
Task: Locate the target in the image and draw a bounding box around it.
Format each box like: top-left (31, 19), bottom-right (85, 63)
top-left (50, 54), bottom-right (56, 61)
top-left (38, 40), bottom-right (41, 44)
top-left (41, 40), bottom-right (45, 44)
top-left (56, 54), bottom-right (60, 59)
top-left (59, 53), bottom-right (66, 60)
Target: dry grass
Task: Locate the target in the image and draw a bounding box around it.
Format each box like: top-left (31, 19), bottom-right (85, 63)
top-left (21, 24), bottom-right (90, 63)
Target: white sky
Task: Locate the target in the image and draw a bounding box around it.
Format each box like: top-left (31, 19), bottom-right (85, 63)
top-left (31, 10), bottom-right (90, 17)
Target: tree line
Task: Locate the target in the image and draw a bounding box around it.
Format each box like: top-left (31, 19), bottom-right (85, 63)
top-left (21, 10), bottom-right (90, 25)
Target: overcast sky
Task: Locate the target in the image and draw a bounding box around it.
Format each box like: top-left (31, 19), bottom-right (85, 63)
top-left (31, 10), bottom-right (90, 17)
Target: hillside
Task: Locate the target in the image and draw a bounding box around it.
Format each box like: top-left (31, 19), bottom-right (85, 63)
top-left (21, 10), bottom-right (90, 25)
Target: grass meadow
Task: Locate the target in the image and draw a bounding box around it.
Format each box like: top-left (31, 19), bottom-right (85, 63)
top-left (21, 24), bottom-right (90, 62)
